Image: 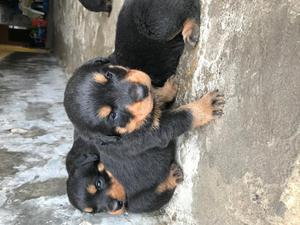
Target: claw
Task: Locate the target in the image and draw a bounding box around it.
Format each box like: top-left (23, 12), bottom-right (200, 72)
top-left (213, 110), bottom-right (224, 116)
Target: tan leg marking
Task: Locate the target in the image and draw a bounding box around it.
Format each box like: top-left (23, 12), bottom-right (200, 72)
top-left (182, 19), bottom-right (200, 47)
top-left (154, 77), bottom-right (178, 103)
top-left (156, 163), bottom-right (184, 193)
top-left (151, 102), bottom-right (161, 129)
top-left (98, 105), bottom-right (112, 118)
top-left (93, 73), bottom-right (108, 84)
top-left (178, 90), bottom-right (225, 128)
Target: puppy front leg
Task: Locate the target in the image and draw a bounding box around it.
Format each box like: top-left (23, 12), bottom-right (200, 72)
top-left (178, 90), bottom-right (225, 128)
top-left (96, 90), bottom-right (224, 159)
top-left (156, 163), bottom-right (183, 193)
top-left (154, 76), bottom-right (177, 104)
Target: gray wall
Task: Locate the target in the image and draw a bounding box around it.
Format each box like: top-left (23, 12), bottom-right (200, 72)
top-left (53, 0), bottom-right (124, 74)
top-left (53, 0), bottom-right (300, 224)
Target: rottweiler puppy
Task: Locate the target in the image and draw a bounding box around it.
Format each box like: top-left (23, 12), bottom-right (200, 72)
top-left (78, 0), bottom-right (112, 13)
top-left (65, 0), bottom-right (224, 214)
top-left (66, 130), bottom-right (185, 214)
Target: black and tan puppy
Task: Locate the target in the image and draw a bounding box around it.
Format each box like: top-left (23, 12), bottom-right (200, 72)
top-left (65, 0), bottom-right (223, 214)
top-left (66, 129), bottom-right (185, 214)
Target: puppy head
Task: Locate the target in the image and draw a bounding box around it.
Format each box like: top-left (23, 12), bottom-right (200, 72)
top-left (67, 159), bottom-right (126, 215)
top-left (64, 58), bottom-right (153, 136)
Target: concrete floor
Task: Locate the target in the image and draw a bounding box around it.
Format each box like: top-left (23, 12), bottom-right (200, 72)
top-left (0, 52), bottom-right (165, 225)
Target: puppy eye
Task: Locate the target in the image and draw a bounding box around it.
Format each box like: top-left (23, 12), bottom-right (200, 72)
top-left (95, 179), bottom-right (104, 190)
top-left (109, 111), bottom-right (118, 121)
top-left (105, 71), bottom-right (114, 79)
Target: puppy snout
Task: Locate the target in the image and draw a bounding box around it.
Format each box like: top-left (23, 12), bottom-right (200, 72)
top-left (129, 84), bottom-right (149, 102)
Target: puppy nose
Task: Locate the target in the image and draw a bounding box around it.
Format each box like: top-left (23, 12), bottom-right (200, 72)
top-left (129, 84), bottom-right (149, 102)
top-left (109, 200), bottom-right (124, 212)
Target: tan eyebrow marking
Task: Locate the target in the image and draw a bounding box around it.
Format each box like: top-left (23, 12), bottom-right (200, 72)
top-left (98, 105), bottom-right (112, 118)
top-left (84, 207), bottom-right (93, 213)
top-left (86, 184), bottom-right (97, 195)
top-left (93, 73), bottom-right (108, 84)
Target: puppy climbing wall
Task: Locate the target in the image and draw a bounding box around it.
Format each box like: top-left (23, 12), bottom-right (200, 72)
top-left (53, 0), bottom-right (300, 225)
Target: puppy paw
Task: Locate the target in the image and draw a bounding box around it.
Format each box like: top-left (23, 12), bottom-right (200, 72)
top-left (154, 76), bottom-right (178, 103)
top-left (182, 19), bottom-right (200, 48)
top-left (180, 90), bottom-right (225, 127)
top-left (156, 163), bottom-right (184, 193)
top-left (170, 163), bottom-right (184, 184)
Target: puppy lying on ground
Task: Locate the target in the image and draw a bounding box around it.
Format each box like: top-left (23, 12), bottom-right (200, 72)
top-left (66, 129), bottom-right (185, 214)
top-left (64, 0), bottom-right (224, 214)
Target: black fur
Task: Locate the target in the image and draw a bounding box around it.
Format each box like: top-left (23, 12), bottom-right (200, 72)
top-left (113, 0), bottom-right (200, 86)
top-left (65, 59), bottom-right (194, 213)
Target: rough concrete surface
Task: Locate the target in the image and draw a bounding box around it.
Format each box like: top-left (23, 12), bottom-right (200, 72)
top-left (36, 0), bottom-right (300, 224)
top-left (52, 0), bottom-right (124, 74)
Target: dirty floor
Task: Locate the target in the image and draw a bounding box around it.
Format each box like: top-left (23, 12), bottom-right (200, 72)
top-left (0, 52), bottom-right (163, 225)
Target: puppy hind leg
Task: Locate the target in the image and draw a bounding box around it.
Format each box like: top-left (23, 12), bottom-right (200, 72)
top-left (155, 163), bottom-right (184, 193)
top-left (182, 0), bottom-right (200, 47)
top-left (154, 76), bottom-right (178, 104)
top-left (182, 18), bottom-right (200, 47)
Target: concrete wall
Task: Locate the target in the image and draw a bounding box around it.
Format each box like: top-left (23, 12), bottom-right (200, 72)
top-left (52, 0), bottom-right (124, 73)
top-left (53, 0), bottom-right (300, 224)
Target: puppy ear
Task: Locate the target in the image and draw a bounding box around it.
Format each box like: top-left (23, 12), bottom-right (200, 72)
top-left (66, 151), bottom-right (99, 175)
top-left (74, 153), bottom-right (99, 166)
top-left (85, 56), bottom-right (110, 65)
